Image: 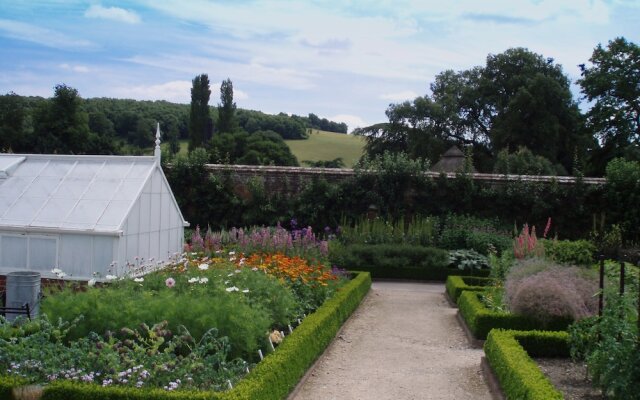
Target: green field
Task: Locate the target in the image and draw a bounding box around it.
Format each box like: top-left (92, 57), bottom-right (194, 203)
top-left (168, 130), bottom-right (365, 167)
top-left (286, 129), bottom-right (365, 167)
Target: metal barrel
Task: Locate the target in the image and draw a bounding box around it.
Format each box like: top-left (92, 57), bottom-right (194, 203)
top-left (5, 271), bottom-right (41, 322)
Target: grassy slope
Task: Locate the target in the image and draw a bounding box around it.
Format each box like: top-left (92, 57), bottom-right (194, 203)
top-left (169, 130), bottom-right (365, 167)
top-left (285, 129), bottom-right (365, 167)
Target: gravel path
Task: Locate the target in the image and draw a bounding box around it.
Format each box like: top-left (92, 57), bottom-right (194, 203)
top-left (289, 281), bottom-right (492, 400)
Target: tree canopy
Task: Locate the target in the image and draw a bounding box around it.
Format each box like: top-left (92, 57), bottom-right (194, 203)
top-left (217, 78), bottom-right (237, 134)
top-left (356, 47), bottom-right (590, 173)
top-left (579, 37), bottom-right (640, 171)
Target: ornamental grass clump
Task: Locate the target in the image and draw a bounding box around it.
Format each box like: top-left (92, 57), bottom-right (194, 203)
top-left (505, 258), bottom-right (598, 326)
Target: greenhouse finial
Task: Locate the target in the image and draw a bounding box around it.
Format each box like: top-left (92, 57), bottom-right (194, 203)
top-left (154, 122), bottom-right (161, 161)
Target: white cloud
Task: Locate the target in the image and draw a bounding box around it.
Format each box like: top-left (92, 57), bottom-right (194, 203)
top-left (59, 63), bottom-right (89, 73)
top-left (379, 90), bottom-right (419, 101)
top-left (112, 80), bottom-right (192, 103)
top-left (328, 114), bottom-right (368, 132)
top-left (85, 5), bottom-right (141, 24)
top-left (0, 19), bottom-right (93, 49)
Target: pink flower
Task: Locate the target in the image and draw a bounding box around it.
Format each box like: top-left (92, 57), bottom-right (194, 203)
top-left (165, 277), bottom-right (176, 288)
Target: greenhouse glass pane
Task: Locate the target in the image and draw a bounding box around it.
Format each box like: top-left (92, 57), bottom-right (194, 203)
top-left (112, 179), bottom-right (144, 200)
top-left (65, 200), bottom-right (109, 225)
top-left (0, 177), bottom-right (32, 200)
top-left (0, 235), bottom-right (27, 268)
top-left (12, 160), bottom-right (47, 177)
top-left (96, 163), bottom-right (132, 179)
top-left (29, 237), bottom-right (57, 269)
top-left (96, 200), bottom-right (130, 228)
top-left (39, 161), bottom-right (75, 177)
top-left (126, 163), bottom-right (153, 179)
top-left (3, 197), bottom-right (48, 224)
top-left (33, 197), bottom-right (76, 224)
top-left (83, 179), bottom-right (122, 200)
top-left (67, 162), bottom-right (102, 179)
top-left (22, 177), bottom-right (62, 198)
top-left (52, 178), bottom-right (91, 199)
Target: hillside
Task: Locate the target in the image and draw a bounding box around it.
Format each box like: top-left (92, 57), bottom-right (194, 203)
top-left (285, 129), bottom-right (365, 167)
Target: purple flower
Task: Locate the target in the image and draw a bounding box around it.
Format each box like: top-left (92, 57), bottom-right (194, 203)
top-left (165, 277), bottom-right (176, 288)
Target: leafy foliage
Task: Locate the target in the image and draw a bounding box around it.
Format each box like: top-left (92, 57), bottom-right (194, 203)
top-left (447, 249), bottom-right (489, 272)
top-left (579, 37), bottom-right (640, 171)
top-left (189, 74), bottom-right (213, 151)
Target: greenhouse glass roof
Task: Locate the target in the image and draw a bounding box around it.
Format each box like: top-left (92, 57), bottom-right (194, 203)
top-left (0, 154), bottom-right (158, 234)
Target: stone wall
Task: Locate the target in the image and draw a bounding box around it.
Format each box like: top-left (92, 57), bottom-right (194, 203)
top-left (204, 164), bottom-right (606, 198)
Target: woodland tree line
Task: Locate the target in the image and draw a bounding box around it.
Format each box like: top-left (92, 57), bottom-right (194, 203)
top-left (0, 37), bottom-right (638, 175)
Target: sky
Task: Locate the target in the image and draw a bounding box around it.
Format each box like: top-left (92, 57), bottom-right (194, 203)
top-left (0, 1), bottom-right (638, 132)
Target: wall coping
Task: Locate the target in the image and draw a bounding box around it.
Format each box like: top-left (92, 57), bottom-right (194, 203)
top-left (203, 164), bottom-right (606, 185)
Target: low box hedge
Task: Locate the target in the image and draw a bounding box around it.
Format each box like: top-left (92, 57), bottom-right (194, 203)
top-left (7, 272), bottom-right (371, 400)
top-left (445, 275), bottom-right (495, 304)
top-left (484, 329), bottom-right (570, 400)
top-left (329, 243), bottom-right (490, 281)
top-left (457, 291), bottom-right (571, 340)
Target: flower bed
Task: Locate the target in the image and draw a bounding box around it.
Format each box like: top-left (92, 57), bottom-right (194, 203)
top-left (483, 329), bottom-right (569, 400)
top-left (0, 267), bottom-right (370, 399)
top-left (0, 245), bottom-right (369, 399)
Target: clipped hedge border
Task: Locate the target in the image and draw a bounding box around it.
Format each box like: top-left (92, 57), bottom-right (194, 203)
top-left (445, 276), bottom-right (495, 304)
top-left (484, 329), bottom-right (569, 400)
top-left (353, 265), bottom-right (490, 281)
top-left (457, 291), bottom-right (571, 340)
top-left (7, 272), bottom-right (372, 400)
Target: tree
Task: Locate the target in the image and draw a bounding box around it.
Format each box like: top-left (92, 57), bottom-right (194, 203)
top-left (217, 78), bottom-right (236, 134)
top-left (189, 74), bottom-right (212, 151)
top-left (32, 84), bottom-right (91, 154)
top-left (0, 92), bottom-right (26, 151)
top-left (579, 37), bottom-right (640, 171)
top-left (356, 48), bottom-right (589, 173)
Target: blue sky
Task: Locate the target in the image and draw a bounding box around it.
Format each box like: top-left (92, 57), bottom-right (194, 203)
top-left (0, 1), bottom-right (638, 131)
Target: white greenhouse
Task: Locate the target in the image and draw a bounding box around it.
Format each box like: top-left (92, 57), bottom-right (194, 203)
top-left (0, 144), bottom-right (188, 280)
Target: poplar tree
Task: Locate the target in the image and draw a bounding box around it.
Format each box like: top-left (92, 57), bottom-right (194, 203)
top-left (188, 74), bottom-right (212, 151)
top-left (217, 78), bottom-right (236, 134)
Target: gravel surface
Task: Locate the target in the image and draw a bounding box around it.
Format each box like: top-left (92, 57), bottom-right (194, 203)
top-left (288, 281), bottom-right (492, 400)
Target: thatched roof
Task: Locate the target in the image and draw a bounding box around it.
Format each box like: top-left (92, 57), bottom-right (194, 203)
top-left (430, 145), bottom-right (476, 173)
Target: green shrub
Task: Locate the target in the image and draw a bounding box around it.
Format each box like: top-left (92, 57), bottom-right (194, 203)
top-left (568, 291), bottom-right (639, 399)
top-left (437, 215), bottom-right (512, 255)
top-left (445, 276), bottom-right (494, 304)
top-left (543, 239), bottom-right (595, 266)
top-left (458, 291), bottom-right (571, 340)
top-left (484, 329), bottom-right (568, 400)
top-left (505, 258), bottom-right (599, 326)
top-left (448, 249), bottom-right (489, 272)
top-left (329, 243), bottom-right (481, 280)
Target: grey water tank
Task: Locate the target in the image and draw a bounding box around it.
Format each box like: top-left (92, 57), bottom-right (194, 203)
top-left (5, 271), bottom-right (41, 322)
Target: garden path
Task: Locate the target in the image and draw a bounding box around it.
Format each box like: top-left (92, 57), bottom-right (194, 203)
top-left (288, 281), bottom-right (492, 400)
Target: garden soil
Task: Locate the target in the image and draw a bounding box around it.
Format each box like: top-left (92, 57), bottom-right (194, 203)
top-left (289, 281), bottom-right (493, 400)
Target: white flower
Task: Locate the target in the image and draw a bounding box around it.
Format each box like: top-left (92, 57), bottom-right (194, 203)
top-left (198, 263), bottom-right (209, 271)
top-left (228, 251), bottom-right (236, 255)
top-left (105, 275), bottom-right (117, 281)
top-left (225, 286), bottom-right (239, 292)
top-left (251, 267), bottom-right (259, 271)
top-left (188, 277), bottom-right (199, 284)
top-left (227, 273), bottom-right (234, 277)
top-left (199, 277), bottom-right (209, 284)
top-left (242, 289), bottom-right (249, 293)
top-left (88, 278), bottom-right (96, 287)
top-left (229, 257), bottom-right (236, 262)
top-left (51, 268), bottom-right (62, 274)
top-left (234, 269), bottom-right (241, 274)
top-left (224, 280), bottom-right (230, 284)
top-left (133, 277), bottom-right (144, 283)
top-left (239, 258), bottom-right (246, 266)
